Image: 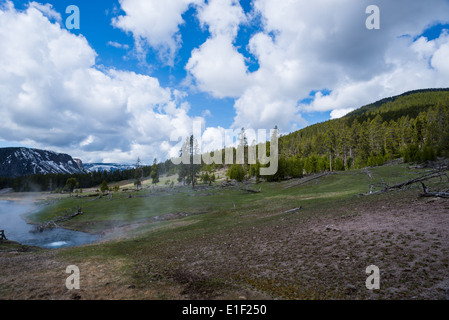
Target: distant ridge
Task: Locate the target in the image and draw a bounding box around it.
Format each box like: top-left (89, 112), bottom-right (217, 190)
top-left (83, 163), bottom-right (135, 173)
top-left (273, 87), bottom-right (449, 180)
top-left (0, 147), bottom-right (85, 178)
top-left (345, 88), bottom-right (449, 118)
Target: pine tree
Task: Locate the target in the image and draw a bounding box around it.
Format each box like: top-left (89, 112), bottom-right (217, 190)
top-left (369, 114), bottom-right (384, 155)
top-left (134, 157), bottom-right (143, 190)
top-left (151, 158), bottom-right (159, 185)
top-left (100, 180), bottom-right (109, 193)
top-left (65, 177), bottom-right (78, 196)
top-left (178, 135), bottom-right (201, 188)
top-left (324, 126), bottom-right (336, 172)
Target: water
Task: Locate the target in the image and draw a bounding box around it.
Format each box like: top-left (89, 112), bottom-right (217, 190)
top-left (0, 200), bottom-right (99, 249)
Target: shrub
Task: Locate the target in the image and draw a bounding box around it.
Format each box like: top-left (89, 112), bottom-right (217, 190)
top-left (403, 144), bottom-right (420, 163)
top-left (100, 180), bottom-right (109, 193)
top-left (421, 145), bottom-right (437, 162)
top-left (227, 164), bottom-right (245, 182)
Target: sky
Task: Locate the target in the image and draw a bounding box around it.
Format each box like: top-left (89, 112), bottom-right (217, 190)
top-left (0, 0), bottom-right (449, 164)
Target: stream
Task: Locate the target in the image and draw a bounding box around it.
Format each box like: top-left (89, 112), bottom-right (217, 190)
top-left (0, 200), bottom-right (98, 249)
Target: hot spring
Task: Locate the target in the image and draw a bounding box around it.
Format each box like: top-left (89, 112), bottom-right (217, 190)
top-left (0, 200), bottom-right (98, 249)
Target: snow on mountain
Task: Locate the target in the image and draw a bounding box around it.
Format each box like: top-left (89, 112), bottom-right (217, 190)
top-left (0, 147), bottom-right (85, 177)
top-left (83, 163), bottom-right (135, 173)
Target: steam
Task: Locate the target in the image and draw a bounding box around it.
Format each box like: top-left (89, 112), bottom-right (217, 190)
top-left (0, 200), bottom-right (35, 238)
top-left (0, 199), bottom-right (97, 248)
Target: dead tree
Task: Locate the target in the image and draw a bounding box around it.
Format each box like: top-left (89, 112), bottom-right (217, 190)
top-left (284, 172), bottom-right (331, 189)
top-left (419, 182), bottom-right (449, 198)
top-left (31, 208), bottom-right (84, 233)
top-left (242, 187), bottom-right (261, 193)
top-left (284, 207), bottom-right (302, 213)
top-left (359, 170), bottom-right (449, 196)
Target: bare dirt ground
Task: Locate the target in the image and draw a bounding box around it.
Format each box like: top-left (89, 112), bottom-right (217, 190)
top-left (0, 248), bottom-right (268, 300)
top-left (135, 190), bottom-right (449, 300)
top-left (1, 190), bottom-right (449, 300)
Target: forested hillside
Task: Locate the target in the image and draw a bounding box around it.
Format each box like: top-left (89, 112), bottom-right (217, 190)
top-left (270, 89), bottom-right (449, 181)
top-left (3, 89), bottom-right (449, 190)
top-left (0, 147), bottom-right (84, 178)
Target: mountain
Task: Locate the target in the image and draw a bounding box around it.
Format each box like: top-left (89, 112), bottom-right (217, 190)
top-left (345, 88), bottom-right (449, 119)
top-left (270, 88), bottom-right (449, 181)
top-left (0, 147), bottom-right (85, 178)
top-left (83, 163), bottom-right (135, 173)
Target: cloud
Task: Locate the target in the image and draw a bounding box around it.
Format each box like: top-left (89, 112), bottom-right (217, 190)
top-left (232, 85), bottom-right (305, 131)
top-left (3, 0), bottom-right (449, 164)
top-left (28, 1), bottom-right (61, 23)
top-left (431, 34), bottom-right (449, 76)
top-left (112, 0), bottom-right (202, 65)
top-left (330, 108), bottom-right (355, 120)
top-left (186, 34), bottom-right (249, 98)
top-left (183, 0), bottom-right (449, 132)
top-left (201, 109), bottom-right (212, 117)
top-left (242, 0), bottom-right (449, 129)
top-left (107, 41), bottom-right (130, 50)
top-left (201, 126), bottom-right (226, 153)
top-left (303, 31), bottom-right (449, 115)
top-left (0, 2), bottom-right (202, 164)
top-left (196, 0), bottom-right (246, 38)
top-left (185, 0), bottom-right (249, 99)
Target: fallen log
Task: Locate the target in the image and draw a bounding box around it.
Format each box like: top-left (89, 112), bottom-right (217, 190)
top-left (386, 171), bottom-right (445, 190)
top-left (242, 187), bottom-right (261, 193)
top-left (419, 191), bottom-right (449, 198)
top-left (359, 170), bottom-right (448, 196)
top-left (31, 208), bottom-right (83, 233)
top-left (364, 168), bottom-right (373, 179)
top-left (284, 172), bottom-right (330, 189)
top-left (419, 182), bottom-right (449, 198)
top-left (284, 207), bottom-right (302, 213)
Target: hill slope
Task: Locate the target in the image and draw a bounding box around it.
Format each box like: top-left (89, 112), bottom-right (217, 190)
top-left (0, 147), bottom-right (84, 178)
top-left (274, 89), bottom-right (449, 178)
top-left (345, 88), bottom-right (449, 120)
top-left (83, 163), bottom-right (135, 173)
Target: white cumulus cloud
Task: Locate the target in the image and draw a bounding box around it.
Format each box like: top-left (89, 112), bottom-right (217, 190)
top-left (186, 34), bottom-right (249, 98)
top-left (0, 2), bottom-right (203, 164)
top-left (112, 0), bottom-right (202, 65)
top-left (239, 0), bottom-right (449, 130)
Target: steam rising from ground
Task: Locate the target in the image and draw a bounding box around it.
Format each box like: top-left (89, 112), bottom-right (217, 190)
top-left (0, 199), bottom-right (97, 249)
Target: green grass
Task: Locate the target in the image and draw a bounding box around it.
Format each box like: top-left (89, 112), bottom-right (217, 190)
top-left (13, 162), bottom-right (449, 299)
top-left (28, 162), bottom-right (433, 234)
top-left (27, 163), bottom-right (441, 259)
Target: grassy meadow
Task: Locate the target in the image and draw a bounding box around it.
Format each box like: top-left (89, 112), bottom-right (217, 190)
top-left (2, 162), bottom-right (449, 300)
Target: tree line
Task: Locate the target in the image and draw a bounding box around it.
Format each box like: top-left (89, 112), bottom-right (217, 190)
top-left (0, 158), bottom-right (173, 192)
top-left (224, 90), bottom-right (449, 182)
top-left (173, 90), bottom-right (449, 185)
top-left (2, 89), bottom-right (448, 190)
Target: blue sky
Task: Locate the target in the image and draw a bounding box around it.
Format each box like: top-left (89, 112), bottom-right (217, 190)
top-left (1, 0), bottom-right (449, 163)
top-left (6, 0), bottom-right (251, 129)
